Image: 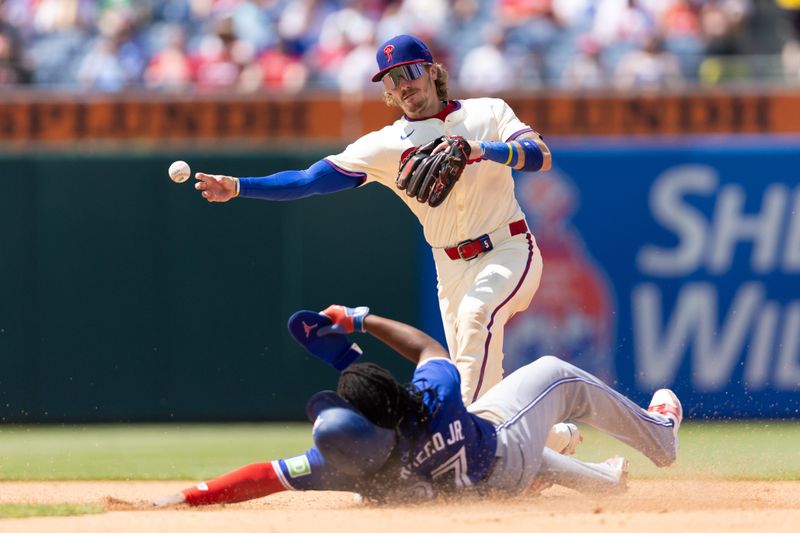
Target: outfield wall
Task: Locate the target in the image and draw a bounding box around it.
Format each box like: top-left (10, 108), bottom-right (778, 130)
top-left (1, 137), bottom-right (799, 422)
top-left (0, 151), bottom-right (420, 422)
top-left (421, 136), bottom-right (800, 419)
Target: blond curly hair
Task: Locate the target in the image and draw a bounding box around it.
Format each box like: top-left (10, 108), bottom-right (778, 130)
top-left (383, 63), bottom-right (449, 108)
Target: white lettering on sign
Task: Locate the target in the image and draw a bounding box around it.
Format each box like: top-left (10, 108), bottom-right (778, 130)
top-left (708, 183), bottom-right (786, 274)
top-left (744, 301), bottom-right (779, 390)
top-left (774, 303), bottom-right (800, 389)
top-left (633, 282), bottom-right (800, 392)
top-left (632, 164), bottom-right (800, 396)
top-left (637, 165), bottom-right (714, 276)
top-left (637, 165), bottom-right (800, 276)
top-left (784, 188), bottom-right (800, 270)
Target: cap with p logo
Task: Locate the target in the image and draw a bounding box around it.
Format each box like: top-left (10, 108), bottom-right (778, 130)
top-left (371, 34), bottom-right (434, 82)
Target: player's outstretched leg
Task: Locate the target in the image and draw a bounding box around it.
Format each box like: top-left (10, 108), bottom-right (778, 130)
top-left (471, 355), bottom-right (680, 493)
top-left (474, 355), bottom-right (679, 467)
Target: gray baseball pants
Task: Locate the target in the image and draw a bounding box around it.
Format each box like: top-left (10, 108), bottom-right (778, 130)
top-left (469, 355), bottom-right (678, 494)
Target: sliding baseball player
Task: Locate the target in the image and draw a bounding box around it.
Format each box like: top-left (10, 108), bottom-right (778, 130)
top-left (150, 305), bottom-right (681, 506)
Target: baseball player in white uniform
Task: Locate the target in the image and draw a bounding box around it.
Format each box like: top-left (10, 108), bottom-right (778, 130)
top-left (194, 34), bottom-right (577, 452)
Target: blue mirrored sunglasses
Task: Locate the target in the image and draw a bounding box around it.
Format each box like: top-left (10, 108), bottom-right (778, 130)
top-left (381, 63), bottom-right (427, 89)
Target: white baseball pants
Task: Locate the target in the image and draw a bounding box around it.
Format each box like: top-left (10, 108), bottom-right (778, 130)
top-left (433, 231), bottom-right (542, 405)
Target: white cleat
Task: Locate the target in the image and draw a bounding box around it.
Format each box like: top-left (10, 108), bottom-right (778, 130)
top-left (547, 422), bottom-right (583, 455)
top-left (647, 388), bottom-right (683, 438)
top-left (603, 456), bottom-right (630, 493)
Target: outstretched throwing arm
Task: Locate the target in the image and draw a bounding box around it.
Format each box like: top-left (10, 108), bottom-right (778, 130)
top-left (194, 159), bottom-right (365, 203)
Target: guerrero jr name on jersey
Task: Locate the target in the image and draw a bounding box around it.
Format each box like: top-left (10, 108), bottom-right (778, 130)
top-left (390, 359), bottom-right (497, 493)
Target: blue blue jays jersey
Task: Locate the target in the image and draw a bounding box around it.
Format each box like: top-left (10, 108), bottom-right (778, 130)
top-left (272, 358), bottom-right (497, 496)
top-left (393, 357), bottom-right (497, 491)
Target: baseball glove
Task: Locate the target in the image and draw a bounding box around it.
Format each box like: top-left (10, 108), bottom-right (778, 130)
top-left (396, 136), bottom-right (471, 207)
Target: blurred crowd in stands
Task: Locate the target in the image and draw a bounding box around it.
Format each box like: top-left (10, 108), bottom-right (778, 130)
top-left (0, 0), bottom-right (799, 93)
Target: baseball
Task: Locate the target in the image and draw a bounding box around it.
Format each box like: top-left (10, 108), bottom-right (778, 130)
top-left (168, 160), bottom-right (191, 183)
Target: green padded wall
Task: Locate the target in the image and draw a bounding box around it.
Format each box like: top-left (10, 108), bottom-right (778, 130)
top-left (0, 151), bottom-right (422, 422)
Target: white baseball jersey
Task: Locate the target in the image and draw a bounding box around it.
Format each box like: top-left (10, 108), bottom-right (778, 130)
top-left (327, 97), bottom-right (543, 404)
top-left (325, 98), bottom-right (531, 249)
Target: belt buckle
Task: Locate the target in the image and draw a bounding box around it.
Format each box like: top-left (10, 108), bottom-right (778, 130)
top-left (456, 239), bottom-right (477, 260)
top-left (457, 234), bottom-right (493, 261)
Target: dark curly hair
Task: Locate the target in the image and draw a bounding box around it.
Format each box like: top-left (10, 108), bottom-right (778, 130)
top-left (337, 362), bottom-right (430, 429)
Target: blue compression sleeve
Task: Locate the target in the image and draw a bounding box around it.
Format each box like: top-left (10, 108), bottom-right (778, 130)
top-left (238, 160), bottom-right (365, 201)
top-left (479, 138), bottom-right (544, 172)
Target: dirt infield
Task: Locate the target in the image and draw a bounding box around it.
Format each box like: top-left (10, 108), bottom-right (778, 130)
top-left (1, 480), bottom-right (799, 532)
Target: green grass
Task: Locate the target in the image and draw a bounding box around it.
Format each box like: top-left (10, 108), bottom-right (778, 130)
top-left (0, 423), bottom-right (312, 480)
top-left (0, 504), bottom-right (104, 519)
top-left (0, 421), bottom-right (798, 481)
top-left (574, 421), bottom-right (800, 480)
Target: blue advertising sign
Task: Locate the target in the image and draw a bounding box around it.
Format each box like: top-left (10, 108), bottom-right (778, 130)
top-left (420, 137), bottom-right (800, 418)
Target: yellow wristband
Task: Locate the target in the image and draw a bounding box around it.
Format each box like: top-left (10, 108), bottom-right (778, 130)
top-left (503, 143), bottom-right (514, 165)
top-left (234, 177), bottom-right (240, 197)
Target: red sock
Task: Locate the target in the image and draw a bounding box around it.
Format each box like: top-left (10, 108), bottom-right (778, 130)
top-left (183, 462), bottom-right (287, 505)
